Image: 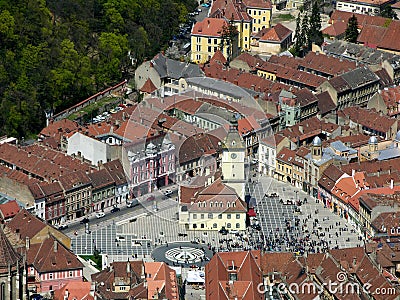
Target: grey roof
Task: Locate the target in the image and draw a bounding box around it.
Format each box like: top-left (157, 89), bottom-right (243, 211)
top-left (312, 136), bottom-right (322, 146)
top-left (151, 53), bottom-right (204, 79)
top-left (369, 136), bottom-right (378, 144)
top-left (195, 103), bottom-right (234, 124)
top-left (323, 41), bottom-right (399, 65)
top-left (396, 130), bottom-right (400, 142)
top-left (338, 66), bottom-right (379, 89)
top-left (378, 147), bottom-right (400, 161)
top-left (186, 77), bottom-right (254, 100)
top-left (330, 141), bottom-right (357, 156)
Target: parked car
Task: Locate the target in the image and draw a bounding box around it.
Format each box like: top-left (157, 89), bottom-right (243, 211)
top-left (147, 195), bottom-right (155, 201)
top-left (80, 217), bottom-right (90, 224)
top-left (163, 189), bottom-right (173, 196)
top-left (96, 212), bottom-right (105, 218)
top-left (58, 224), bottom-right (68, 230)
top-left (127, 199), bottom-right (139, 208)
top-left (111, 207), bottom-right (120, 213)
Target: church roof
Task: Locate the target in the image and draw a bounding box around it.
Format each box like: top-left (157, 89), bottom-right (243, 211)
top-left (0, 225), bottom-right (22, 273)
top-left (222, 124), bottom-right (245, 151)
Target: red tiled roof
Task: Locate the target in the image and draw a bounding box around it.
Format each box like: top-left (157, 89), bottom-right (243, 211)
top-left (192, 18), bottom-right (227, 37)
top-left (140, 78), bottom-right (157, 94)
top-left (0, 200), bottom-right (20, 220)
top-left (322, 21), bottom-right (347, 37)
top-left (53, 282), bottom-right (93, 300)
top-left (301, 51), bottom-right (357, 76)
top-left (231, 52), bottom-right (264, 70)
top-left (6, 209), bottom-right (47, 240)
top-left (357, 21), bottom-right (400, 52)
top-left (243, 0), bottom-right (272, 9)
top-left (210, 0), bottom-right (252, 22)
top-left (259, 23), bottom-right (292, 42)
top-left (210, 50), bottom-right (227, 64)
top-left (27, 235), bottom-right (83, 273)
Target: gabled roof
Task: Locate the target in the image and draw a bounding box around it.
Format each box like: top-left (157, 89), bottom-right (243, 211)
top-left (103, 159), bottom-right (128, 186)
top-left (26, 235), bottom-right (84, 273)
top-left (259, 23), bottom-right (292, 43)
top-left (192, 18), bottom-right (227, 37)
top-left (140, 78), bottom-right (157, 94)
top-left (210, 50), bottom-right (227, 65)
top-left (0, 225), bottom-right (22, 273)
top-left (53, 282), bottom-right (93, 300)
top-left (87, 169), bottom-right (115, 190)
top-left (151, 53), bottom-right (203, 79)
top-left (322, 21), bottom-right (347, 37)
top-left (7, 209), bottom-right (47, 240)
top-left (0, 200), bottom-right (20, 220)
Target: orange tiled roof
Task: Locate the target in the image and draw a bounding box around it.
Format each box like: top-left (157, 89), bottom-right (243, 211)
top-left (192, 18), bottom-right (227, 37)
top-left (0, 200), bottom-right (20, 220)
top-left (259, 23), bottom-right (292, 42)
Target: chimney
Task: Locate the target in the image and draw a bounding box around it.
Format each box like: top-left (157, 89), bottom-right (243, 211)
top-left (351, 169), bottom-right (355, 177)
top-left (53, 240), bottom-right (58, 252)
top-left (352, 257), bottom-right (357, 266)
top-left (26, 237), bottom-right (30, 250)
top-left (64, 289), bottom-right (69, 300)
top-left (127, 261), bottom-right (131, 273)
top-left (390, 178), bottom-right (394, 189)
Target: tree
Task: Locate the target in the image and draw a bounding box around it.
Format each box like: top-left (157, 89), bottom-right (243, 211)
top-left (300, 14), bottom-right (310, 55)
top-left (291, 13), bottom-right (303, 57)
top-left (220, 18), bottom-right (239, 62)
top-left (308, 1), bottom-right (323, 46)
top-left (380, 5), bottom-right (398, 20)
top-left (345, 14), bottom-right (359, 43)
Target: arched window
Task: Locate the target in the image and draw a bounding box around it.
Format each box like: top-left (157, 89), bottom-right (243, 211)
top-left (220, 202), bottom-right (223, 207)
top-left (0, 283), bottom-right (5, 300)
top-left (227, 202), bottom-right (230, 208)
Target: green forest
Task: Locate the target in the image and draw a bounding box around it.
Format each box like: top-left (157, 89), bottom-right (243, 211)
top-left (0, 0), bottom-right (196, 138)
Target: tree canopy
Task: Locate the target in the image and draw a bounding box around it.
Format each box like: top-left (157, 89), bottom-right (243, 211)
top-left (0, 0), bottom-right (196, 138)
top-left (345, 14), bottom-right (359, 43)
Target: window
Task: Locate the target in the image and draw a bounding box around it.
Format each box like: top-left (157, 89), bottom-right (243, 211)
top-left (196, 45), bottom-right (201, 51)
top-left (218, 214), bottom-right (222, 219)
top-left (229, 273), bottom-right (238, 281)
top-left (201, 224), bottom-right (205, 228)
top-left (227, 223), bottom-right (231, 228)
top-left (213, 223), bottom-right (217, 228)
top-left (193, 224), bottom-right (197, 229)
top-left (236, 214), bottom-right (240, 219)
top-left (208, 46), bottom-right (212, 52)
top-left (193, 214), bottom-right (197, 219)
top-left (227, 214), bottom-right (231, 219)
top-left (49, 273), bottom-right (53, 279)
top-left (201, 214), bottom-right (204, 219)
top-left (214, 39), bottom-right (218, 44)
top-left (236, 223), bottom-right (240, 228)
top-left (208, 213), bottom-right (213, 219)
top-left (69, 271), bottom-right (73, 277)
top-left (208, 38), bottom-right (212, 44)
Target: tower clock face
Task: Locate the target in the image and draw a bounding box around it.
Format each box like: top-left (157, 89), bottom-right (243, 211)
top-left (231, 153), bottom-right (237, 159)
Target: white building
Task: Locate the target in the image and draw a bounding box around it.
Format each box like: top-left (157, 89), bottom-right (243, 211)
top-left (258, 134), bottom-right (290, 177)
top-left (221, 118), bottom-right (246, 200)
top-left (66, 132), bottom-right (111, 166)
top-left (336, 0), bottom-right (395, 16)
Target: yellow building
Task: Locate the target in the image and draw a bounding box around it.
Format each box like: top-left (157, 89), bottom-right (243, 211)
top-left (188, 179), bottom-right (247, 231)
top-left (191, 0), bottom-right (272, 62)
top-left (179, 179), bottom-right (248, 231)
top-left (191, 18), bottom-right (235, 64)
top-left (275, 147), bottom-right (296, 183)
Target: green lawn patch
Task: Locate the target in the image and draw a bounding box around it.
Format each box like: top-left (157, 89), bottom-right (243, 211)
top-left (274, 13), bottom-right (295, 22)
top-left (80, 253), bottom-right (102, 271)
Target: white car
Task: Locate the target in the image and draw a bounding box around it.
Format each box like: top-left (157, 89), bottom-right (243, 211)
top-left (96, 212), bottom-right (105, 218)
top-left (163, 189), bottom-right (173, 195)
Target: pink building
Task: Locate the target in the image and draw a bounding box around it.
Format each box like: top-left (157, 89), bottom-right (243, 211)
top-left (26, 236), bottom-right (84, 293)
top-left (127, 135), bottom-right (175, 197)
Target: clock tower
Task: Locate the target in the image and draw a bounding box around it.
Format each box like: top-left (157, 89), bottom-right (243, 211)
top-left (221, 115), bottom-right (246, 199)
